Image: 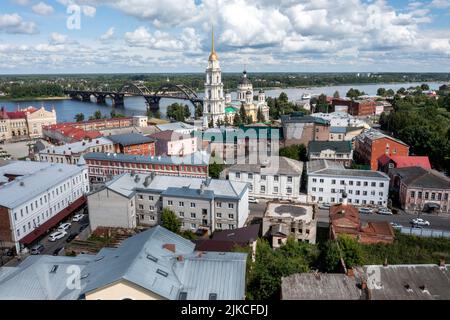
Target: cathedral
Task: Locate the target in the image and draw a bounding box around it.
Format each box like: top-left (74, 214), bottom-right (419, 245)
top-left (203, 30), bottom-right (270, 128)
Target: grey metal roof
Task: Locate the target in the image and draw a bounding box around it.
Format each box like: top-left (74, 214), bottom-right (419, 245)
top-left (362, 264), bottom-right (450, 300)
top-left (308, 141), bottom-right (352, 153)
top-left (156, 122), bottom-right (196, 132)
top-left (390, 166), bottom-right (450, 189)
top-left (84, 150), bottom-right (210, 166)
top-left (0, 161), bottom-right (86, 209)
top-left (162, 186), bottom-right (215, 200)
top-left (103, 173), bottom-right (248, 201)
top-left (80, 226), bottom-right (247, 300)
top-left (282, 273), bottom-right (363, 300)
top-left (0, 254), bottom-right (95, 300)
top-left (106, 133), bottom-right (155, 146)
top-left (226, 156), bottom-right (303, 176)
top-left (307, 160), bottom-right (389, 180)
top-left (39, 138), bottom-right (112, 155)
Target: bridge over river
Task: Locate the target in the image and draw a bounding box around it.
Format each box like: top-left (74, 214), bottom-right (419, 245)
top-left (64, 82), bottom-right (203, 110)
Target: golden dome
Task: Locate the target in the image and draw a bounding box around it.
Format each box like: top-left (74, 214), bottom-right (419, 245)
top-left (209, 51), bottom-right (219, 61)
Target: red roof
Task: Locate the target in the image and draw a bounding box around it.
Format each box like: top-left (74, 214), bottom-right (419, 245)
top-left (6, 111), bottom-right (26, 119)
top-left (390, 155), bottom-right (431, 169)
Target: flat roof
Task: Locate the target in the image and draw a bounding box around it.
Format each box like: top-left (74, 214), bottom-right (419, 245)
top-left (39, 138), bottom-right (112, 155)
top-left (107, 133), bottom-right (155, 146)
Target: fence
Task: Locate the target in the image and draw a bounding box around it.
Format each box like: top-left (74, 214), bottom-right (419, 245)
top-left (399, 227), bottom-right (450, 238)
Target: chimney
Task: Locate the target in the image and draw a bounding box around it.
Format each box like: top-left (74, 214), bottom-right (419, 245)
top-left (346, 268), bottom-right (354, 277)
top-left (177, 255), bottom-right (184, 262)
top-left (439, 259), bottom-right (445, 267)
top-left (361, 280), bottom-right (367, 290)
top-left (383, 258), bottom-right (388, 267)
top-left (163, 243), bottom-right (176, 253)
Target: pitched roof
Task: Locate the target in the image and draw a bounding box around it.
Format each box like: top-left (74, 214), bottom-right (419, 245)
top-left (357, 129), bottom-right (408, 147)
top-left (307, 160), bottom-right (389, 180)
top-left (391, 166), bottom-right (450, 189)
top-left (389, 155), bottom-right (431, 170)
top-left (84, 150), bottom-right (210, 166)
top-left (308, 141), bottom-right (352, 153)
top-left (281, 113), bottom-right (329, 125)
top-left (362, 264), bottom-right (450, 300)
top-left (281, 273), bottom-right (363, 300)
top-left (80, 226), bottom-right (247, 300)
top-left (330, 203), bottom-right (360, 229)
top-left (212, 224), bottom-right (260, 243)
top-left (107, 133), bottom-right (155, 146)
top-left (194, 240), bottom-right (247, 252)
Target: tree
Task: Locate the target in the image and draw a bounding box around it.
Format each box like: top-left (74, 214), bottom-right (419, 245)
top-left (239, 103), bottom-right (247, 123)
top-left (377, 87), bottom-right (387, 96)
top-left (279, 144), bottom-right (307, 162)
top-left (257, 106), bottom-right (265, 123)
top-left (386, 89), bottom-right (395, 96)
top-left (315, 93), bottom-right (329, 113)
top-left (397, 87), bottom-right (406, 95)
top-left (167, 103), bottom-right (188, 122)
top-left (232, 113), bottom-right (242, 127)
top-left (333, 90), bottom-right (340, 98)
top-left (195, 104), bottom-right (203, 119)
top-left (184, 104), bottom-right (191, 119)
top-left (320, 240), bottom-right (342, 272)
top-left (74, 113), bottom-right (85, 122)
top-left (154, 110), bottom-right (161, 119)
top-left (208, 118), bottom-right (214, 128)
top-left (209, 162), bottom-right (224, 179)
top-left (346, 88), bottom-right (364, 99)
top-left (421, 83), bottom-right (430, 91)
top-left (337, 235), bottom-right (363, 268)
top-left (161, 208), bottom-right (181, 234)
top-left (89, 110), bottom-right (102, 120)
top-left (224, 114), bottom-right (230, 126)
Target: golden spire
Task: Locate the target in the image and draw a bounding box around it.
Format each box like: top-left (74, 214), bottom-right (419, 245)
top-left (209, 25), bottom-right (218, 61)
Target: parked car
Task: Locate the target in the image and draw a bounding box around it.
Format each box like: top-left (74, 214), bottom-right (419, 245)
top-left (58, 222), bottom-right (71, 231)
top-left (411, 218), bottom-right (430, 227)
top-left (248, 197), bottom-right (259, 204)
top-left (378, 207), bottom-right (393, 215)
top-left (390, 222), bottom-right (402, 230)
top-left (48, 231), bottom-right (67, 242)
top-left (319, 203), bottom-right (331, 210)
top-left (358, 207), bottom-right (373, 214)
top-left (72, 214), bottom-right (84, 222)
top-left (53, 247), bottom-right (63, 256)
top-left (30, 244), bottom-right (45, 255)
top-left (66, 233), bottom-right (79, 243)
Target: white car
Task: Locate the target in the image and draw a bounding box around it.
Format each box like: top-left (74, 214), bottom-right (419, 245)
top-left (48, 231), bottom-right (67, 242)
top-left (72, 214), bottom-right (85, 222)
top-left (378, 207), bottom-right (393, 215)
top-left (319, 203), bottom-right (331, 210)
top-left (411, 218), bottom-right (430, 227)
top-left (358, 207), bottom-right (373, 214)
top-left (390, 222), bottom-right (402, 230)
top-left (58, 222), bottom-right (71, 231)
top-left (248, 197), bottom-right (259, 204)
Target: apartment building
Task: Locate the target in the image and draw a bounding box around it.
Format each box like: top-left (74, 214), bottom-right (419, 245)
top-left (83, 150), bottom-right (210, 183)
top-left (88, 173), bottom-right (249, 233)
top-left (149, 130), bottom-right (198, 156)
top-left (0, 161), bottom-right (89, 253)
top-left (307, 160), bottom-right (389, 206)
top-left (308, 141), bottom-right (353, 167)
top-left (37, 137), bottom-right (114, 165)
top-left (221, 156), bottom-right (304, 201)
top-left (107, 133), bottom-right (155, 156)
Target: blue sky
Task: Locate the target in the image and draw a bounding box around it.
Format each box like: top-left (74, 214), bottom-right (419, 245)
top-left (0, 0), bottom-right (449, 74)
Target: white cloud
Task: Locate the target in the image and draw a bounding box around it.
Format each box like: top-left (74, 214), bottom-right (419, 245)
top-left (431, 0), bottom-right (450, 8)
top-left (32, 2), bottom-right (55, 16)
top-left (100, 27), bottom-right (115, 41)
top-left (50, 32), bottom-right (69, 44)
top-left (0, 13), bottom-right (38, 34)
top-left (82, 5), bottom-right (97, 17)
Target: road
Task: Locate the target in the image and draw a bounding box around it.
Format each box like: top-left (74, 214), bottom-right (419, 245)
top-left (317, 208), bottom-right (450, 231)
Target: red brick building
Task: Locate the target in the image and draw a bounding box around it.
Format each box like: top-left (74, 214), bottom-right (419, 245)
top-left (107, 133), bottom-right (155, 156)
top-left (355, 129), bottom-right (409, 170)
top-left (330, 200), bottom-right (395, 244)
top-left (83, 151), bottom-right (210, 183)
top-left (43, 123), bottom-right (103, 144)
top-left (349, 99), bottom-right (377, 116)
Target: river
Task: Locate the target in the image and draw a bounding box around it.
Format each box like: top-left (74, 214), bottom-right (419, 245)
top-left (0, 81), bottom-right (444, 122)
